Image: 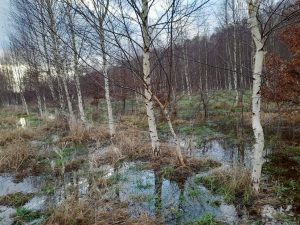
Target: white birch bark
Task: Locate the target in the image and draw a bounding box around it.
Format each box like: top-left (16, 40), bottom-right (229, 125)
top-left (102, 45), bottom-right (115, 137)
top-left (204, 40), bottom-right (209, 92)
top-left (66, 2), bottom-right (86, 122)
top-left (21, 92), bottom-right (29, 115)
top-left (154, 96), bottom-right (185, 165)
top-left (61, 72), bottom-right (75, 122)
top-left (39, 2), bottom-right (57, 102)
top-left (232, 0), bottom-right (240, 105)
top-left (91, 0), bottom-right (116, 138)
top-left (99, 27), bottom-right (115, 138)
top-left (46, 0), bottom-right (65, 112)
top-left (248, 0), bottom-right (265, 192)
top-left (183, 45), bottom-right (192, 100)
top-left (142, 0), bottom-right (160, 156)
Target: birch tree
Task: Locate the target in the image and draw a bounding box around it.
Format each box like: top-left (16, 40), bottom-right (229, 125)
top-left (65, 1), bottom-right (86, 122)
top-left (72, 0), bottom-right (116, 137)
top-left (247, 0), bottom-right (299, 192)
top-left (141, 0), bottom-right (160, 156)
top-left (247, 0), bottom-right (265, 192)
top-left (110, 0), bottom-right (209, 160)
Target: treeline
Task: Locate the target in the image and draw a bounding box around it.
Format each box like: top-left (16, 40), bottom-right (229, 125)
top-left (0, 12), bottom-right (289, 105)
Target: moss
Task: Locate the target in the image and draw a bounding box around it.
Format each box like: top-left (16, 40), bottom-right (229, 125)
top-left (0, 192), bottom-right (34, 207)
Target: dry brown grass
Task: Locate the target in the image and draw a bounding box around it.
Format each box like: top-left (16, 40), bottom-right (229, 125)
top-left (198, 166), bottom-right (253, 206)
top-left (283, 110), bottom-right (300, 124)
top-left (61, 122), bottom-right (110, 145)
top-left (43, 196), bottom-right (157, 225)
top-left (0, 116), bottom-right (17, 128)
top-left (0, 128), bottom-right (36, 146)
top-left (96, 128), bottom-right (221, 181)
top-left (243, 110), bottom-right (300, 127)
top-left (89, 126), bottom-right (151, 166)
top-left (0, 105), bottom-right (24, 115)
top-left (114, 127), bottom-right (151, 160)
top-left (43, 197), bottom-right (93, 225)
top-left (0, 138), bottom-right (38, 173)
top-left (119, 114), bottom-right (148, 128)
top-left (40, 116), bottom-right (69, 133)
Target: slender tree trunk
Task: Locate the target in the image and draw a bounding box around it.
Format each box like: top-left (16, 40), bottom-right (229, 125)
top-left (46, 0), bottom-right (65, 113)
top-left (204, 42), bottom-right (208, 92)
top-left (67, 3), bottom-right (86, 122)
top-left (100, 27), bottom-right (116, 138)
top-left (232, 0), bottom-right (240, 105)
top-left (21, 92), bottom-right (29, 115)
top-left (248, 0), bottom-right (265, 192)
top-left (154, 96), bottom-right (185, 166)
top-left (183, 45), bottom-right (192, 100)
top-left (61, 73), bottom-right (75, 122)
top-left (43, 93), bottom-right (48, 115)
top-left (36, 90), bottom-right (43, 117)
top-left (142, 0), bottom-right (160, 156)
top-left (103, 54), bottom-right (115, 137)
top-left (57, 76), bottom-right (65, 111)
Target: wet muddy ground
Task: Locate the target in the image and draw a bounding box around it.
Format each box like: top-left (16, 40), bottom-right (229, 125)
top-left (0, 114), bottom-right (299, 224)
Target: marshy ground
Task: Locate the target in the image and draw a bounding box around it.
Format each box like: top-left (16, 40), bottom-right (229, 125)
top-left (0, 91), bottom-right (299, 225)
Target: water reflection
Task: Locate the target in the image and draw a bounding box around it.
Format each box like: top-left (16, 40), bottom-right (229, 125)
top-left (0, 161), bottom-right (238, 224)
top-left (0, 175), bottom-right (43, 196)
top-left (116, 162), bottom-right (238, 224)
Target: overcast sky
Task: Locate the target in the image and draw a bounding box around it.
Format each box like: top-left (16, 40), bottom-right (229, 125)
top-left (0, 0), bottom-right (221, 54)
top-left (0, 0), bottom-right (10, 52)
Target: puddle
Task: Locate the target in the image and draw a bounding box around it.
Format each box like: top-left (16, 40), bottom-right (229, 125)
top-left (0, 146), bottom-right (245, 224)
top-left (103, 162), bottom-right (238, 224)
top-left (0, 159), bottom-right (239, 224)
top-left (0, 175), bottom-right (43, 196)
top-left (0, 206), bottom-right (15, 225)
top-left (175, 137), bottom-right (272, 169)
top-left (191, 140), bottom-right (254, 168)
top-left (51, 172), bottom-right (90, 204)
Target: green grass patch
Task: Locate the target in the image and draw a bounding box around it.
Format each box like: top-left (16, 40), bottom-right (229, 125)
top-left (41, 181), bottom-right (55, 195)
top-left (128, 163), bottom-right (147, 172)
top-left (23, 114), bottom-right (43, 127)
top-left (194, 168), bottom-right (252, 206)
top-left (187, 212), bottom-right (219, 225)
top-left (187, 186), bottom-right (201, 198)
top-left (136, 179), bottom-right (153, 190)
top-left (13, 207), bottom-right (42, 223)
top-left (107, 173), bottom-right (128, 185)
top-left (0, 192), bottom-right (34, 207)
top-left (160, 165), bottom-right (175, 178)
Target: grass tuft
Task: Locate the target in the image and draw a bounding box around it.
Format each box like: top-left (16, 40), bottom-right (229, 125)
top-left (195, 167), bottom-right (253, 206)
top-left (0, 192), bottom-right (34, 207)
top-left (0, 138), bottom-right (38, 173)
